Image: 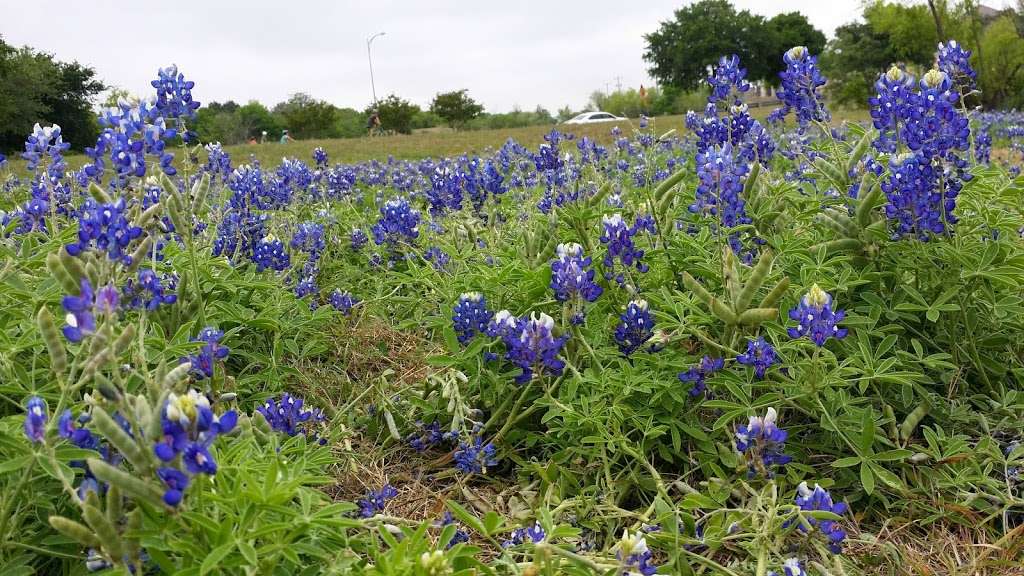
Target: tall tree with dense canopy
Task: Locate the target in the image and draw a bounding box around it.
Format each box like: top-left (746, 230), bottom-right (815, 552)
top-left (430, 89), bottom-right (484, 129)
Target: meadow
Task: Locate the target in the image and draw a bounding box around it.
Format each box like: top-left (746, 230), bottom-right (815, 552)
top-left (0, 48), bottom-right (1022, 576)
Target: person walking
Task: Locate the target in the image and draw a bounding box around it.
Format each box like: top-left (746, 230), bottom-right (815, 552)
top-left (367, 110), bottom-right (382, 137)
top-left (280, 129), bottom-right (295, 144)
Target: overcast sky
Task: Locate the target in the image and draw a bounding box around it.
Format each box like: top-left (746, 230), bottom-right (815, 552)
top-left (1, 1), bottom-right (1016, 113)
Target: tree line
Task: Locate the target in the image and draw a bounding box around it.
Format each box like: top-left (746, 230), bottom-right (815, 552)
top-left (643, 0), bottom-right (1024, 109)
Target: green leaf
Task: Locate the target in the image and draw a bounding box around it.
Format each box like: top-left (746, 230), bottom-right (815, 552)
top-left (445, 500), bottom-right (486, 536)
top-left (831, 456), bottom-right (862, 468)
top-left (860, 462), bottom-right (875, 495)
top-left (869, 463), bottom-right (904, 489)
top-left (201, 542), bottom-right (235, 575)
top-left (0, 454), bottom-right (32, 475)
top-left (871, 449), bottom-right (912, 462)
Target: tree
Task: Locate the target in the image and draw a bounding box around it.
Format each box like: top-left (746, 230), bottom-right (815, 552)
top-left (369, 95), bottom-right (419, 135)
top-left (429, 89), bottom-right (484, 129)
top-left (864, 1), bottom-right (938, 68)
top-left (642, 1), bottom-right (824, 91)
top-left (978, 15), bottom-right (1024, 107)
top-left (820, 21), bottom-right (899, 107)
top-left (0, 35), bottom-right (104, 152)
top-left (237, 101), bottom-right (281, 140)
top-left (273, 93), bottom-right (340, 139)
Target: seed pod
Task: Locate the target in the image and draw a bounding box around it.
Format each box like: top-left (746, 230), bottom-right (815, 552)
top-left (133, 395), bottom-right (152, 438)
top-left (134, 202), bottom-right (163, 229)
top-left (165, 194), bottom-right (187, 238)
top-left (812, 157), bottom-right (847, 189)
top-left (84, 260), bottom-right (101, 289)
top-left (147, 389), bottom-right (170, 442)
top-left (37, 307), bottom-right (68, 376)
top-left (86, 458), bottom-right (165, 508)
top-left (112, 325), bottom-right (137, 356)
top-left (95, 374), bottom-right (122, 403)
top-left (682, 272), bottom-right (737, 325)
top-left (124, 508), bottom-right (143, 560)
top-left (91, 407), bottom-right (147, 471)
top-left (49, 515), bottom-right (102, 549)
top-left (384, 409), bottom-right (401, 441)
top-left (105, 485), bottom-right (123, 528)
top-left (163, 362), bottom-right (192, 389)
top-left (845, 130), bottom-right (873, 176)
top-left (735, 250), bottom-right (774, 313)
top-left (82, 501), bottom-right (124, 561)
top-left (46, 252), bottom-right (79, 293)
top-left (900, 403), bottom-right (929, 442)
top-left (652, 167), bottom-right (687, 203)
top-left (855, 182), bottom-right (883, 229)
top-left (88, 182), bottom-right (113, 204)
top-left (808, 238), bottom-right (863, 256)
top-left (737, 308), bottom-right (778, 326)
top-left (742, 160), bottom-right (761, 200)
top-left (759, 278), bottom-right (790, 309)
top-left (883, 404), bottom-right (898, 440)
top-left (816, 210), bottom-right (857, 239)
top-left (59, 249), bottom-right (88, 285)
top-left (723, 248), bottom-right (742, 308)
top-left (126, 236), bottom-right (154, 273)
top-left (191, 173), bottom-right (212, 214)
top-left (588, 182), bottom-right (612, 208)
top-left (252, 410), bottom-right (273, 434)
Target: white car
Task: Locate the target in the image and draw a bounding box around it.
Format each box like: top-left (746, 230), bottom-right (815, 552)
top-left (564, 111), bottom-right (626, 125)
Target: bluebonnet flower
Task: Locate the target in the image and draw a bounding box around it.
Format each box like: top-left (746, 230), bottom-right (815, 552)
top-left (496, 312), bottom-right (568, 383)
top-left (616, 530), bottom-right (658, 576)
top-left (153, 389), bottom-right (237, 501)
top-left (614, 299), bottom-right (654, 357)
top-left (291, 222), bottom-right (325, 259)
top-left (793, 482), bottom-right (848, 554)
top-left (679, 356), bottom-right (724, 397)
top-left (123, 269), bottom-right (178, 311)
top-left (58, 410), bottom-right (99, 451)
top-left (550, 243), bottom-right (602, 318)
top-left (329, 289), bottom-right (358, 316)
top-left (424, 246), bottom-right (451, 271)
top-left (502, 522), bottom-right (546, 547)
top-left (427, 166), bottom-right (464, 216)
top-left (736, 407), bottom-right (792, 476)
top-left (65, 197), bottom-right (143, 265)
top-left (358, 484), bottom-right (398, 517)
top-left (769, 558), bottom-right (806, 576)
top-left (157, 468), bottom-right (191, 507)
top-left (257, 393), bottom-right (328, 444)
top-left (350, 228), bottom-right (368, 251)
top-left (736, 337), bottom-right (777, 379)
top-left (61, 279), bottom-right (118, 343)
top-left (869, 66), bottom-right (917, 154)
top-left (881, 151), bottom-right (965, 241)
top-left (406, 420), bottom-right (447, 451)
top-left (771, 46), bottom-right (829, 130)
top-left (787, 285), bottom-right (847, 346)
top-left (708, 55), bottom-right (750, 105)
top-left (452, 292), bottom-right (493, 345)
top-left (253, 236), bottom-right (291, 272)
top-left (22, 123), bottom-right (70, 182)
top-left (372, 197), bottom-right (420, 249)
top-left (203, 142), bottom-right (233, 182)
top-left (600, 213), bottom-right (648, 284)
top-left (24, 396), bottom-right (48, 443)
top-left (313, 146), bottom-right (328, 168)
top-left (937, 40), bottom-right (977, 93)
top-left (453, 434), bottom-right (498, 474)
top-left (692, 143), bottom-right (752, 259)
top-left (184, 327), bottom-right (229, 380)
top-left (151, 65), bottom-right (200, 123)
top-left (438, 511), bottom-right (470, 548)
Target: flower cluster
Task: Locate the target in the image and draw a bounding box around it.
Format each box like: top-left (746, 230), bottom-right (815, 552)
top-left (329, 289), bottom-right (359, 316)
top-left (154, 390), bottom-right (237, 506)
top-left (771, 46), bottom-right (829, 131)
top-left (406, 420), bottom-right (451, 451)
top-left (424, 246), bottom-right (451, 271)
top-left (502, 522), bottom-right (546, 547)
top-left (358, 484), bottom-right (398, 518)
top-left (22, 123), bottom-right (70, 182)
top-left (313, 146), bottom-right (328, 168)
top-left (692, 143), bottom-right (752, 259)
top-left (350, 228), bottom-right (368, 251)
top-left (736, 337), bottom-right (777, 379)
top-left (253, 236), bottom-right (291, 272)
top-left (937, 40), bottom-right (977, 93)
top-left (122, 269), bottom-right (178, 311)
top-left (881, 151), bottom-right (963, 241)
top-left (453, 434), bottom-right (499, 474)
top-left (679, 355), bottom-right (724, 398)
top-left (600, 214), bottom-right (648, 285)
top-left (614, 299), bottom-right (654, 357)
top-left (62, 278), bottom-right (119, 342)
top-left (736, 407), bottom-right (791, 476)
top-left (66, 197), bottom-right (143, 265)
top-left (793, 482), bottom-right (848, 553)
top-left (184, 327), bottom-right (230, 380)
top-left (151, 64), bottom-right (200, 124)
top-left (489, 311), bottom-right (568, 383)
top-left (550, 243), bottom-right (602, 323)
top-left (256, 393), bottom-right (328, 444)
top-left (24, 396), bottom-right (48, 443)
top-left (616, 530), bottom-right (658, 576)
top-left (769, 558), bottom-right (806, 576)
top-left (787, 285), bottom-right (847, 347)
top-left (452, 292), bottom-right (494, 345)
top-left (708, 55), bottom-right (750, 105)
top-left (371, 197), bottom-right (420, 250)
top-left (290, 222), bottom-right (325, 259)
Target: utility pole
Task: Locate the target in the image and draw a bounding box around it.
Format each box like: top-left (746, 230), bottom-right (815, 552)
top-left (614, 75), bottom-right (622, 92)
top-left (367, 32), bottom-right (386, 105)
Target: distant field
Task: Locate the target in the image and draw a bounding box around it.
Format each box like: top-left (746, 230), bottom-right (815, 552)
top-left (2, 108), bottom-right (871, 172)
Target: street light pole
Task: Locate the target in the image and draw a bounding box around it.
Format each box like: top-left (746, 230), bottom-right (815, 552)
top-left (367, 32), bottom-right (385, 105)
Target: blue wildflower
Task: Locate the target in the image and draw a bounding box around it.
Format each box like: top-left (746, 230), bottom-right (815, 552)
top-left (313, 146), bottom-right (328, 168)
top-left (65, 197), bottom-right (143, 265)
top-left (736, 337), bottom-right (777, 379)
top-left (453, 435), bottom-right (498, 474)
top-left (614, 299), bottom-right (654, 357)
top-left (24, 396), bottom-right (48, 443)
top-left (679, 355), bottom-right (724, 397)
top-left (329, 289), bottom-right (358, 316)
top-left (350, 228), bottom-right (368, 251)
top-left (600, 213), bottom-right (648, 284)
top-left (358, 484), bottom-right (398, 517)
top-left (770, 558), bottom-right (807, 576)
top-left (123, 269), bottom-right (178, 311)
top-left (184, 327), bottom-right (229, 380)
top-left (452, 292), bottom-right (493, 345)
top-left (494, 311), bottom-right (568, 384)
top-left (503, 522), bottom-right (546, 547)
top-left (151, 64), bottom-right (200, 123)
top-left (793, 482), bottom-right (848, 554)
top-left (257, 393), bottom-right (328, 444)
top-left (617, 530), bottom-right (658, 576)
top-left (438, 511), bottom-right (470, 548)
top-left (253, 236), bottom-right (291, 272)
top-left (787, 285), bottom-right (847, 346)
top-left (772, 46), bottom-right (829, 130)
top-left (736, 407), bottom-right (791, 476)
top-left (157, 467), bottom-right (191, 507)
top-left (937, 40), bottom-right (976, 92)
